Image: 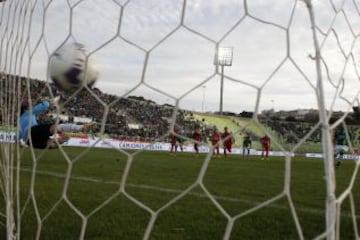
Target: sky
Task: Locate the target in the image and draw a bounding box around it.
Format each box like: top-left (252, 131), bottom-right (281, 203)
top-left (2, 0), bottom-right (360, 114)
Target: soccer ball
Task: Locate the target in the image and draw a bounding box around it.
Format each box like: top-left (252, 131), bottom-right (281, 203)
top-left (49, 42), bottom-right (98, 92)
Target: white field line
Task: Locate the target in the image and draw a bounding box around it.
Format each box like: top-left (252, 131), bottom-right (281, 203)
top-left (19, 168), bottom-right (359, 219)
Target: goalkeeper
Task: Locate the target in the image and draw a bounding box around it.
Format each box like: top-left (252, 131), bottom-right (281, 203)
top-left (19, 96), bottom-right (94, 149)
top-left (242, 134), bottom-right (252, 159)
top-left (333, 127), bottom-right (348, 168)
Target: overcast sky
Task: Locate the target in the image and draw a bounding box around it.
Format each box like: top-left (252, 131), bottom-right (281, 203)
top-left (2, 0), bottom-right (360, 114)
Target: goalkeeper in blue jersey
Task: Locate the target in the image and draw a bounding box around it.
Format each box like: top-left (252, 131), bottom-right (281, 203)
top-left (19, 97), bottom-right (94, 149)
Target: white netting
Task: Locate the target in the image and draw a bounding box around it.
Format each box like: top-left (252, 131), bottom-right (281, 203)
top-left (1, 0), bottom-right (360, 239)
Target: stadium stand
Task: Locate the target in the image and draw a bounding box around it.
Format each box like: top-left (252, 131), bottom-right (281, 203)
top-left (3, 75), bottom-right (360, 148)
top-left (2, 76), bottom-right (209, 142)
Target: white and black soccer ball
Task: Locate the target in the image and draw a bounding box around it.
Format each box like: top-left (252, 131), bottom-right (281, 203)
top-left (49, 42), bottom-right (98, 92)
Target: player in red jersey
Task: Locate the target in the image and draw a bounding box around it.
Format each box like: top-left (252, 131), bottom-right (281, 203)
top-left (221, 127), bottom-right (234, 159)
top-left (260, 134), bottom-right (271, 160)
top-left (192, 128), bottom-right (202, 156)
top-left (211, 126), bottom-right (220, 157)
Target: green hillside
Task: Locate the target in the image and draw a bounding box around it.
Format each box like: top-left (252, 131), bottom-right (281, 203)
top-left (191, 113), bottom-right (323, 153)
top-left (191, 113), bottom-right (265, 149)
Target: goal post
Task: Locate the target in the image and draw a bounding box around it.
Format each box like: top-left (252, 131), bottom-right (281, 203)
top-left (1, 0), bottom-right (360, 239)
top-left (304, 1), bottom-right (337, 239)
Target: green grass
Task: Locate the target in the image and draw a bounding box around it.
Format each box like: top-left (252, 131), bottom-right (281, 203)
top-left (1, 147), bottom-right (359, 239)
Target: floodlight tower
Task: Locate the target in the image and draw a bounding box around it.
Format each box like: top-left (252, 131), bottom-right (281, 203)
top-left (214, 46), bottom-right (233, 115)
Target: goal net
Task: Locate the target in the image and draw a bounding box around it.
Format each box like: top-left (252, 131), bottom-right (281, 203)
top-left (1, 0), bottom-right (360, 239)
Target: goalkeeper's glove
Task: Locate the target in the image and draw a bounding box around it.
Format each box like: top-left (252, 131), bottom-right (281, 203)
top-left (51, 96), bottom-right (61, 106)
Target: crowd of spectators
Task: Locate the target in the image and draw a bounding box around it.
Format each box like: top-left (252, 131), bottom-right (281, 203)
top-left (259, 119), bottom-right (360, 146)
top-left (259, 119), bottom-right (321, 144)
top-left (4, 74), bottom-right (360, 145)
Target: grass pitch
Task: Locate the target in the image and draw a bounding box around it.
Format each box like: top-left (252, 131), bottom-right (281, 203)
top-left (2, 147), bottom-right (359, 239)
